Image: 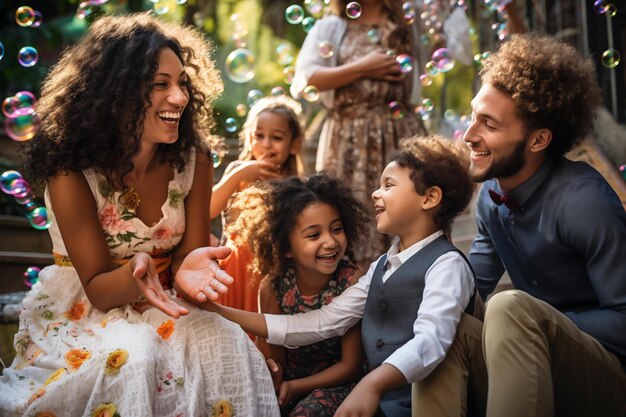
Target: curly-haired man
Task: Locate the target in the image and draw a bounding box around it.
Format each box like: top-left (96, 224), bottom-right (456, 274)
top-left (465, 32), bottom-right (626, 416)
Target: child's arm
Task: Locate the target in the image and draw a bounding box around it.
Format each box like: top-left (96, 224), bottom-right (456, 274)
top-left (256, 280), bottom-right (287, 392)
top-left (278, 321), bottom-right (365, 407)
top-left (210, 160), bottom-right (281, 219)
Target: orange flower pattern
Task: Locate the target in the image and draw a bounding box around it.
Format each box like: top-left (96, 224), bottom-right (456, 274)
top-left (156, 320), bottom-right (175, 340)
top-left (65, 348), bottom-right (92, 370)
top-left (66, 301), bottom-right (87, 321)
top-left (104, 349), bottom-right (128, 375)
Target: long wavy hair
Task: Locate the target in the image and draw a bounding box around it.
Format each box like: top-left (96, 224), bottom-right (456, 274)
top-left (23, 13), bottom-right (223, 190)
top-left (329, 0), bottom-right (413, 55)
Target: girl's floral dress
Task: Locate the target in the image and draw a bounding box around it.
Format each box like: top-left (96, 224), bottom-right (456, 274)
top-left (273, 260), bottom-right (363, 417)
top-left (0, 148), bottom-right (279, 417)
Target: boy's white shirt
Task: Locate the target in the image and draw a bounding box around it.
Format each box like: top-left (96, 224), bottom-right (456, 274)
top-left (265, 230), bottom-right (475, 383)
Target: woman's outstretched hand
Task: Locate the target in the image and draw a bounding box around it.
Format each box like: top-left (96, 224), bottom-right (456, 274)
top-left (174, 246), bottom-right (234, 303)
top-left (131, 252), bottom-right (189, 318)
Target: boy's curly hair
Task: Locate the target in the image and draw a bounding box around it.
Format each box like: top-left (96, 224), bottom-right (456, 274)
top-left (481, 33), bottom-right (602, 159)
top-left (226, 174), bottom-right (372, 282)
top-left (23, 13), bottom-right (223, 189)
top-left (238, 95), bottom-right (305, 177)
top-left (394, 135), bottom-right (474, 235)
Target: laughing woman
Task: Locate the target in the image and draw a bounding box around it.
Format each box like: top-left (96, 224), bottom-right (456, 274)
top-left (0, 13), bottom-right (279, 417)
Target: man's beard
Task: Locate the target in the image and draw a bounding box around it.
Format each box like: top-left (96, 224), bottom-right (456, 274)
top-left (471, 135), bottom-right (529, 183)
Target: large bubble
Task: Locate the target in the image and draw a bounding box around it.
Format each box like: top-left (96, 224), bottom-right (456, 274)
top-left (27, 207), bottom-right (51, 230)
top-left (5, 112), bottom-right (40, 141)
top-left (225, 48), bottom-right (255, 83)
top-left (18, 46), bottom-right (38, 67)
top-left (431, 48), bottom-right (454, 72)
top-left (601, 49), bottom-right (621, 68)
top-left (285, 5), bottom-right (305, 24)
top-left (15, 6), bottom-right (36, 27)
top-left (1, 170), bottom-right (24, 195)
top-left (2, 91), bottom-right (36, 118)
top-left (346, 2), bottom-right (362, 19)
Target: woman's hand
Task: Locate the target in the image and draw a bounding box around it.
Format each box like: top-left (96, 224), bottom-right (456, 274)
top-left (174, 246), bottom-right (235, 303)
top-left (131, 252), bottom-right (189, 318)
top-left (356, 51), bottom-right (405, 82)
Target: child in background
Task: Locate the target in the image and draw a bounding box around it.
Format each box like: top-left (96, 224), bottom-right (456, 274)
top-left (226, 174), bottom-right (371, 416)
top-left (205, 135), bottom-right (486, 417)
top-left (211, 96), bottom-right (305, 312)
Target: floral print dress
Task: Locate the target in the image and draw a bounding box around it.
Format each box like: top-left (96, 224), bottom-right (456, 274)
top-left (0, 148), bottom-right (279, 417)
top-left (273, 261), bottom-right (363, 417)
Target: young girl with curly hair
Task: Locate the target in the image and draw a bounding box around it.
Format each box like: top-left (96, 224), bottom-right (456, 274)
top-left (225, 174), bottom-right (372, 416)
top-left (0, 13), bottom-right (278, 416)
top-left (211, 95), bottom-right (305, 313)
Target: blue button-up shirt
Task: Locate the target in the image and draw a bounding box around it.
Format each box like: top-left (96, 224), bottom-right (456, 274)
top-left (470, 157), bottom-right (626, 362)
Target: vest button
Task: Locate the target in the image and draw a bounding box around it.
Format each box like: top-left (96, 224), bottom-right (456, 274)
top-left (380, 302), bottom-right (388, 312)
top-left (376, 339), bottom-right (384, 348)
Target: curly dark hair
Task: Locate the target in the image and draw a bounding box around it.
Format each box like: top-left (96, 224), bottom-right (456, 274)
top-left (329, 0), bottom-right (414, 56)
top-left (227, 174), bottom-right (373, 281)
top-left (394, 135), bottom-right (474, 235)
top-left (23, 12), bottom-right (223, 190)
top-left (481, 32), bottom-right (602, 159)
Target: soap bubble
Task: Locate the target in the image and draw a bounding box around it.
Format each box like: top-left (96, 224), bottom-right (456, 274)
top-left (345, 2), bottom-right (362, 19)
top-left (225, 48), bottom-right (255, 83)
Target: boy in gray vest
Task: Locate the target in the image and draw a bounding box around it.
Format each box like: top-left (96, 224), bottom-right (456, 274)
top-left (204, 135), bottom-right (487, 417)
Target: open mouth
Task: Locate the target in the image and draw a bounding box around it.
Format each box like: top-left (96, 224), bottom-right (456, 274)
top-left (157, 111), bottom-right (181, 126)
top-left (317, 251), bottom-right (338, 263)
top-left (470, 150), bottom-right (491, 158)
top-left (374, 205), bottom-right (385, 218)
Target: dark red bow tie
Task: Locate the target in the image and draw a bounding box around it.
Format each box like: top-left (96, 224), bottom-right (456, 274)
top-left (488, 189), bottom-right (524, 212)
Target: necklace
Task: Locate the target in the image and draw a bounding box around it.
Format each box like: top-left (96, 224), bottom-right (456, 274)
top-left (118, 187), bottom-right (141, 212)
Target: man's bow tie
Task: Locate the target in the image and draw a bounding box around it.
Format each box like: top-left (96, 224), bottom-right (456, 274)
top-left (488, 189), bottom-right (524, 213)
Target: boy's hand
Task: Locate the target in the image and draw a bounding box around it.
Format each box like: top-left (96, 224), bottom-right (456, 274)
top-left (333, 382), bottom-right (382, 417)
top-left (266, 358), bottom-right (283, 392)
top-left (174, 246), bottom-right (234, 302)
top-left (277, 380), bottom-right (297, 408)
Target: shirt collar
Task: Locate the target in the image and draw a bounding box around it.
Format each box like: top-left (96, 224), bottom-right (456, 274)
top-left (502, 158), bottom-right (554, 206)
top-left (386, 230), bottom-right (444, 267)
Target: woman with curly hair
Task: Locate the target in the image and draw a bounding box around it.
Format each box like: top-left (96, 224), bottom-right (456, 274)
top-left (465, 33), bottom-right (626, 417)
top-left (224, 174), bottom-right (370, 416)
top-left (291, 0), bottom-right (428, 264)
top-left (0, 13), bottom-right (279, 416)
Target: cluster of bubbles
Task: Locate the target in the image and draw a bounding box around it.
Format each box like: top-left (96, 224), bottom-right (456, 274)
top-left (2, 91), bottom-right (40, 142)
top-left (23, 266), bottom-right (41, 288)
top-left (76, 0), bottom-right (110, 20)
top-left (9, 6), bottom-right (42, 68)
top-left (414, 98), bottom-right (435, 121)
top-left (593, 0), bottom-right (617, 17)
top-left (593, 1), bottom-right (621, 68)
top-left (0, 171), bottom-right (51, 230)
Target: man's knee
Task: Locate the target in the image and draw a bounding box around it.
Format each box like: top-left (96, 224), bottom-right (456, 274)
top-left (484, 289), bottom-right (534, 323)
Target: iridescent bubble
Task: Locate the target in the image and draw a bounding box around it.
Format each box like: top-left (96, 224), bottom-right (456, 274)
top-left (345, 2), bottom-right (362, 19)
top-left (247, 89), bottom-right (264, 107)
top-left (285, 5), bottom-right (305, 24)
top-left (422, 98), bottom-right (434, 112)
top-left (212, 153), bottom-right (222, 168)
top-left (367, 28), bottom-right (380, 43)
top-left (225, 48), bottom-right (255, 83)
top-left (27, 207), bottom-right (51, 230)
top-left (396, 54), bottom-right (414, 74)
top-left (605, 3), bottom-right (617, 16)
top-left (0, 42), bottom-right (4, 61)
top-left (388, 101), bottom-right (404, 120)
top-left (2, 91), bottom-right (36, 118)
top-left (5, 113), bottom-right (40, 141)
top-left (283, 66), bottom-right (296, 84)
top-left (302, 85), bottom-right (320, 102)
top-left (444, 109), bottom-right (456, 121)
top-left (619, 164), bottom-right (626, 180)
top-left (419, 74), bottom-right (432, 87)
top-left (302, 17), bottom-right (316, 33)
top-left (304, 0), bottom-right (324, 17)
top-left (236, 104), bottom-right (248, 117)
top-left (414, 105), bottom-right (431, 120)
top-left (402, 2), bottom-right (416, 25)
top-left (24, 200), bottom-right (38, 212)
top-left (594, 0), bottom-right (608, 13)
top-left (153, 1), bottom-right (169, 15)
top-left (431, 48), bottom-right (454, 72)
top-left (271, 86), bottom-right (286, 96)
top-left (0, 170), bottom-right (23, 195)
top-left (18, 46), bottom-right (38, 67)
top-left (15, 6), bottom-right (35, 27)
top-left (276, 43), bottom-right (295, 66)
top-left (23, 266), bottom-right (41, 288)
top-left (493, 22), bottom-right (508, 40)
top-left (601, 49), bottom-right (621, 68)
top-left (225, 117), bottom-right (238, 133)
top-left (318, 41), bottom-right (335, 58)
top-left (7, 178), bottom-right (31, 198)
top-left (76, 2), bottom-right (93, 19)
top-left (31, 10), bottom-right (43, 28)
top-left (88, 0), bottom-right (110, 4)
top-left (425, 61), bottom-right (439, 76)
